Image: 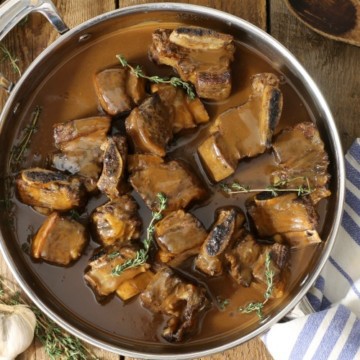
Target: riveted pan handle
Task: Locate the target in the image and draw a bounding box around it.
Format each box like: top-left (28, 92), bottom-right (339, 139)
top-left (0, 0), bottom-right (69, 92)
top-left (0, 0), bottom-right (68, 41)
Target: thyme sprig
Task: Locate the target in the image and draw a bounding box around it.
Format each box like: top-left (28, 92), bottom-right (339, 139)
top-left (221, 176), bottom-right (312, 197)
top-left (0, 197), bottom-right (12, 210)
top-left (238, 253), bottom-right (274, 320)
top-left (216, 296), bottom-right (230, 311)
top-left (9, 105), bottom-right (41, 171)
top-left (0, 175), bottom-right (15, 230)
top-left (112, 193), bottom-right (167, 276)
top-left (0, 42), bottom-right (21, 76)
top-left (0, 277), bottom-right (99, 360)
top-left (116, 54), bottom-right (196, 99)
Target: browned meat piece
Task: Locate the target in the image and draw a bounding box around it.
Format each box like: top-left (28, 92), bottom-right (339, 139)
top-left (53, 116), bottom-right (111, 151)
top-left (140, 267), bottom-right (209, 342)
top-left (125, 94), bottom-right (173, 157)
top-left (154, 210), bottom-right (207, 263)
top-left (97, 135), bottom-right (128, 199)
top-left (246, 192), bottom-right (321, 248)
top-left (116, 270), bottom-right (155, 301)
top-left (149, 27), bottom-right (235, 100)
top-left (198, 73), bottom-right (283, 182)
top-left (151, 83), bottom-right (209, 133)
top-left (224, 230), bottom-right (289, 297)
top-left (16, 168), bottom-right (87, 212)
top-left (31, 212), bottom-right (88, 265)
top-left (272, 122), bottom-right (331, 204)
top-left (127, 153), bottom-right (164, 173)
top-left (94, 67), bottom-right (146, 116)
top-left (273, 230), bottom-right (322, 249)
top-left (224, 229), bottom-right (261, 286)
top-left (52, 116), bottom-right (111, 191)
top-left (198, 132), bottom-right (238, 182)
top-left (195, 207), bottom-right (245, 276)
top-left (91, 195), bottom-right (141, 246)
top-left (85, 242), bottom-right (149, 297)
top-left (130, 158), bottom-right (207, 212)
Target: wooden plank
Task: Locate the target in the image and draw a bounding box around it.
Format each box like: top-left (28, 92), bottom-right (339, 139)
top-left (0, 2), bottom-right (119, 359)
top-left (270, 0), bottom-right (360, 151)
top-left (119, 0), bottom-right (267, 29)
top-left (124, 338), bottom-right (271, 360)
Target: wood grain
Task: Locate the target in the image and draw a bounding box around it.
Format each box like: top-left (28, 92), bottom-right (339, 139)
top-left (118, 0), bottom-right (267, 29)
top-left (270, 0), bottom-right (360, 151)
top-left (284, 0), bottom-right (360, 47)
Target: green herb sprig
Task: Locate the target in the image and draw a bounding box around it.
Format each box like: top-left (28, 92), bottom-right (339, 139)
top-left (216, 296), bottom-right (230, 311)
top-left (0, 42), bottom-right (21, 77)
top-left (238, 252), bottom-right (275, 320)
top-left (0, 277), bottom-right (99, 360)
top-left (221, 176), bottom-right (312, 197)
top-left (9, 105), bottom-right (41, 171)
top-left (0, 197), bottom-right (12, 210)
top-left (112, 193), bottom-right (167, 276)
top-left (0, 175), bottom-right (16, 230)
top-left (116, 54), bottom-right (196, 100)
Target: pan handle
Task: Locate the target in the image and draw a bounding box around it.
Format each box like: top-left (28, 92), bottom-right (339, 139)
top-left (0, 0), bottom-right (69, 42)
top-left (281, 296), bottom-right (314, 322)
top-left (0, 0), bottom-right (69, 93)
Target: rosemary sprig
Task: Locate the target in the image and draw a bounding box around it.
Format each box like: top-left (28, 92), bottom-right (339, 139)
top-left (221, 176), bottom-right (312, 197)
top-left (238, 252), bottom-right (274, 320)
top-left (0, 42), bottom-right (21, 76)
top-left (9, 105), bottom-right (41, 171)
top-left (0, 277), bottom-right (99, 360)
top-left (112, 193), bottom-right (167, 276)
top-left (116, 54), bottom-right (196, 100)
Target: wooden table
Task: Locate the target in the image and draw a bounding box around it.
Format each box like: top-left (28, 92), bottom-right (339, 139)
top-left (0, 0), bottom-right (359, 359)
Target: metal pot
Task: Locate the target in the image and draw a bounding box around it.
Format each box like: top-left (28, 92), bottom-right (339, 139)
top-left (0, 0), bottom-right (345, 358)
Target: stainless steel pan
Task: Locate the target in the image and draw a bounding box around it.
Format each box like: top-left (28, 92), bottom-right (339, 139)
top-left (0, 1), bottom-right (345, 358)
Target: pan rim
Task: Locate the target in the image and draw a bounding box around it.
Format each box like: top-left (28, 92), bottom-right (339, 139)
top-left (0, 2), bottom-right (345, 358)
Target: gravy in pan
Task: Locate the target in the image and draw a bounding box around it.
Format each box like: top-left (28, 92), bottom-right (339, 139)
top-left (9, 22), bottom-right (327, 344)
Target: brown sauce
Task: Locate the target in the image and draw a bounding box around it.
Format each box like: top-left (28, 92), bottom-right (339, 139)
top-left (8, 22), bottom-right (327, 345)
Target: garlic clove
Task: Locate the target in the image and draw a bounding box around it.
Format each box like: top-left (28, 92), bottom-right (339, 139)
top-left (0, 304), bottom-right (36, 360)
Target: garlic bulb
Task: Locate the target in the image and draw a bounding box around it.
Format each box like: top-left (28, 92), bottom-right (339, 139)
top-left (0, 304), bottom-right (36, 360)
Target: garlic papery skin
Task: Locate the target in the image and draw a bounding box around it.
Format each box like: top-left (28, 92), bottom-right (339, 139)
top-left (0, 304), bottom-right (36, 360)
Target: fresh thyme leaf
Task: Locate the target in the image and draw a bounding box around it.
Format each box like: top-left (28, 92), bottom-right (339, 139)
top-left (0, 176), bottom-right (15, 231)
top-left (216, 296), bottom-right (230, 311)
top-left (264, 252), bottom-right (275, 301)
top-left (112, 193), bottom-right (167, 276)
top-left (9, 105), bottom-right (41, 171)
top-left (239, 302), bottom-right (265, 319)
top-left (0, 277), bottom-right (99, 359)
top-left (0, 42), bottom-right (21, 76)
top-left (0, 198), bottom-right (12, 210)
top-left (68, 209), bottom-right (81, 221)
top-left (116, 54), bottom-right (196, 99)
top-left (108, 251), bottom-right (120, 260)
top-left (221, 176), bottom-right (312, 196)
top-left (19, 15), bottom-right (29, 27)
top-left (21, 242), bottom-right (30, 254)
top-left (238, 252), bottom-right (274, 320)
top-left (220, 182), bottom-right (250, 194)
